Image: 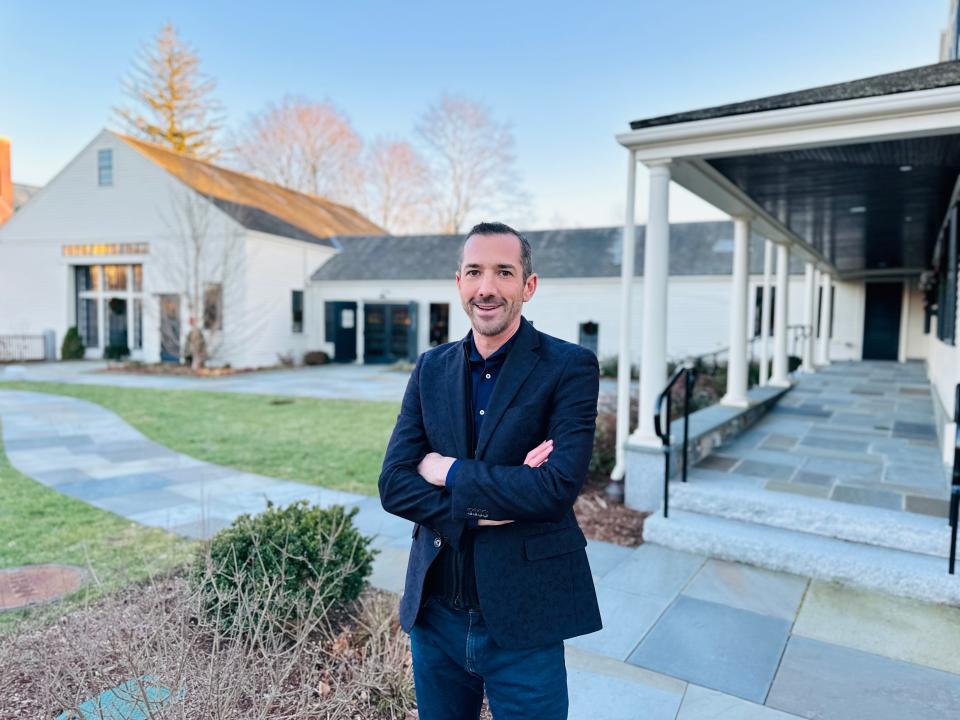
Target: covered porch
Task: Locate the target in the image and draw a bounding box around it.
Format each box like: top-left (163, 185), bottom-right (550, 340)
top-left (611, 62), bottom-right (960, 600)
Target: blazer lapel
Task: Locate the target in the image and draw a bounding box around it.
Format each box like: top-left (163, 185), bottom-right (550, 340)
top-left (475, 318), bottom-right (541, 459)
top-left (446, 341), bottom-right (470, 460)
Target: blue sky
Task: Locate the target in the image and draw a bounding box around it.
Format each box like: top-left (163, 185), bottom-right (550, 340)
top-left (0, 0), bottom-right (950, 228)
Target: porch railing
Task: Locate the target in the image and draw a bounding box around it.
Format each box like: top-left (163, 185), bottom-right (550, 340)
top-left (654, 363), bottom-right (697, 518)
top-left (949, 383), bottom-right (960, 575)
top-left (0, 335), bottom-right (46, 362)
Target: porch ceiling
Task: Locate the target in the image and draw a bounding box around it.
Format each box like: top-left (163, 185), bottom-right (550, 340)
top-left (707, 134), bottom-right (960, 275)
top-left (620, 62), bottom-right (960, 279)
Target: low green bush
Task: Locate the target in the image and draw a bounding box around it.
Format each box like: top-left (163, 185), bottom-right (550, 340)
top-left (192, 500), bottom-right (376, 635)
top-left (60, 327), bottom-right (85, 360)
top-left (103, 343), bottom-right (130, 360)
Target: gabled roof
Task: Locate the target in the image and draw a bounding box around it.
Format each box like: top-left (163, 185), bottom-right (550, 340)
top-left (117, 133), bottom-right (384, 246)
top-left (311, 223), bottom-right (805, 282)
top-left (631, 61), bottom-right (960, 130)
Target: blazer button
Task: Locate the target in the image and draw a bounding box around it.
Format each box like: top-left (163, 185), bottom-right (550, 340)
top-left (433, 536), bottom-right (443, 548)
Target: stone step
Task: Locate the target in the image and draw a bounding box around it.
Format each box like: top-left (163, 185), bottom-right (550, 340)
top-left (667, 476), bottom-right (953, 558)
top-left (643, 510), bottom-right (960, 606)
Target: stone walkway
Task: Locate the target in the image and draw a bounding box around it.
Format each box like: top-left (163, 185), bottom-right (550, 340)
top-left (0, 361), bottom-right (413, 403)
top-left (3, 388), bottom-right (960, 718)
top-left (696, 360), bottom-right (949, 516)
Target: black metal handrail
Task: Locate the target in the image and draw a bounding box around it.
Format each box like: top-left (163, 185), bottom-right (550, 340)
top-left (654, 363), bottom-right (697, 519)
top-left (949, 383), bottom-right (959, 575)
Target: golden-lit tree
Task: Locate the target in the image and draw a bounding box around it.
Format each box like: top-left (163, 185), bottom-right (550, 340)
top-left (417, 94), bottom-right (528, 233)
top-left (231, 95), bottom-right (364, 206)
top-left (362, 138), bottom-right (433, 234)
top-left (114, 23), bottom-right (224, 159)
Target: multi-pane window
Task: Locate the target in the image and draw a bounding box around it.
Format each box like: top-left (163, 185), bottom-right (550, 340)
top-left (204, 283), bottom-right (223, 331)
top-left (97, 149), bottom-right (113, 187)
top-left (292, 290), bottom-right (304, 333)
top-left (103, 265), bottom-right (128, 291)
top-left (74, 264), bottom-right (143, 352)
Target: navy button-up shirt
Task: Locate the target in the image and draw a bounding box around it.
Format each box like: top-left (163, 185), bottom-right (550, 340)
top-left (445, 329), bottom-right (518, 508)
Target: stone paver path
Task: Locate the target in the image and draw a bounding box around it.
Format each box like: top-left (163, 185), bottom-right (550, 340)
top-left (3, 388), bottom-right (960, 718)
top-left (1, 361), bottom-right (413, 403)
top-left (695, 360), bottom-right (949, 516)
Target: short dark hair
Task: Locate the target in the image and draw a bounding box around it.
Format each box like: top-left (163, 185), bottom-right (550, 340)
top-left (460, 222), bottom-right (533, 280)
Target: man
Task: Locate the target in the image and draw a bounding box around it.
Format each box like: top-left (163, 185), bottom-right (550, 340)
top-left (379, 222), bottom-right (601, 719)
top-left (380, 223), bottom-right (601, 720)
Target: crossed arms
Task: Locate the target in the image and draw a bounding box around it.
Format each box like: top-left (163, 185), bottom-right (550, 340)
top-left (378, 349), bottom-right (599, 552)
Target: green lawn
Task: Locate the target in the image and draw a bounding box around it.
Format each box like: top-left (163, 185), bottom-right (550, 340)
top-left (2, 382), bottom-right (399, 496)
top-left (0, 423), bottom-right (193, 633)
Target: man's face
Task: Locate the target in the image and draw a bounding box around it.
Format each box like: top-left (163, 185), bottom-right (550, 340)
top-left (456, 232), bottom-right (537, 337)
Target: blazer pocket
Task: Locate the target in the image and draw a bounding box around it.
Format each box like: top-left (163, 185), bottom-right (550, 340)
top-left (524, 526), bottom-right (587, 561)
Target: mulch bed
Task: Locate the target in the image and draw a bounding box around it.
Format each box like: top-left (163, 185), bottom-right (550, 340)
top-left (574, 473), bottom-right (648, 547)
top-left (101, 362), bottom-right (283, 377)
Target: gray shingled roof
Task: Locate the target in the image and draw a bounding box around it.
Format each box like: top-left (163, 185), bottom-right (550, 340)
top-left (311, 222), bottom-right (805, 282)
top-left (209, 198), bottom-right (336, 248)
top-left (631, 61), bottom-right (960, 130)
top-left (12, 183), bottom-right (39, 211)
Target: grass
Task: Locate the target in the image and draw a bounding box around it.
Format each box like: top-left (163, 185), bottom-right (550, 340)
top-left (0, 422), bottom-right (193, 633)
top-left (2, 381), bottom-right (399, 496)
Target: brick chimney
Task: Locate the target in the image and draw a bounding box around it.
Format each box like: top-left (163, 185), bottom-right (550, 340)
top-left (0, 137), bottom-right (12, 226)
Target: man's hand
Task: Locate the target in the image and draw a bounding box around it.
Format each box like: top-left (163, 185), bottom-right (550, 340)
top-left (523, 439), bottom-right (553, 468)
top-left (417, 452), bottom-right (456, 487)
top-left (477, 440), bottom-right (554, 527)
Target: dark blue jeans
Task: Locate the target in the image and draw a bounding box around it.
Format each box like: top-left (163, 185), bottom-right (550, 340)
top-left (410, 596), bottom-right (568, 720)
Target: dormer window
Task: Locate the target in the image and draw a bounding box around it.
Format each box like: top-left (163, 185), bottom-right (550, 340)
top-left (98, 149), bottom-right (113, 186)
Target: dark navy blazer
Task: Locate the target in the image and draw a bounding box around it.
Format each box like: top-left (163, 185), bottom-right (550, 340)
top-left (378, 316), bottom-right (602, 649)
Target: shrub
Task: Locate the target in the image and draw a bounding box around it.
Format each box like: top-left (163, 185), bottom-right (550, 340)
top-left (599, 355), bottom-right (638, 379)
top-left (303, 350), bottom-right (330, 366)
top-left (103, 342), bottom-right (130, 360)
top-left (192, 500), bottom-right (376, 635)
top-left (60, 326), bottom-right (85, 360)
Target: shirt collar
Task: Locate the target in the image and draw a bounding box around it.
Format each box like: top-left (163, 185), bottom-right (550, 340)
top-left (465, 325), bottom-right (520, 364)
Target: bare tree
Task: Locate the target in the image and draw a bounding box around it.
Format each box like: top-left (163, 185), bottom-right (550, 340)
top-left (362, 137), bottom-right (433, 234)
top-left (157, 187), bottom-right (247, 371)
top-left (230, 96), bottom-right (364, 206)
top-left (416, 94), bottom-right (528, 233)
top-left (114, 23), bottom-right (224, 159)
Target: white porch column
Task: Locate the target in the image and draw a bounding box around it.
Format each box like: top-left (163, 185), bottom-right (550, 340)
top-left (817, 273), bottom-right (833, 366)
top-left (801, 262), bottom-right (816, 372)
top-left (722, 216), bottom-right (750, 406)
top-left (758, 239), bottom-right (773, 386)
top-left (611, 150), bottom-right (638, 482)
top-left (633, 161), bottom-right (671, 444)
top-left (770, 244), bottom-right (791, 387)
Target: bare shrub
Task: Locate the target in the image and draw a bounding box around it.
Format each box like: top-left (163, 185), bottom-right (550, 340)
top-left (0, 569), bottom-right (414, 718)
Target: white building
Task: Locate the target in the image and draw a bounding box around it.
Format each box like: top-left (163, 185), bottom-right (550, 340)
top-left (0, 129), bottom-right (383, 367)
top-left (307, 225), bottom-right (829, 366)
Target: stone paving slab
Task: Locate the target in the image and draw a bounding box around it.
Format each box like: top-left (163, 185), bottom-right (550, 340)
top-left (565, 646), bottom-right (686, 720)
top-left (584, 539), bottom-right (636, 580)
top-left (566, 585), bottom-right (672, 661)
top-left (627, 595), bottom-right (792, 703)
top-left (599, 544), bottom-right (705, 600)
top-left (792, 581), bottom-right (960, 675)
top-left (682, 559), bottom-right (809, 622)
top-left (676, 685), bottom-right (803, 720)
top-left (767, 635), bottom-right (960, 720)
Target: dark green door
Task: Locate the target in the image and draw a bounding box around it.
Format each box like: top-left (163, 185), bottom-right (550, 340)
top-left (364, 302), bottom-right (418, 363)
top-left (862, 282), bottom-right (902, 360)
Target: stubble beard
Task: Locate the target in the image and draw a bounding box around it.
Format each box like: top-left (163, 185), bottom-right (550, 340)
top-left (465, 297), bottom-right (522, 337)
